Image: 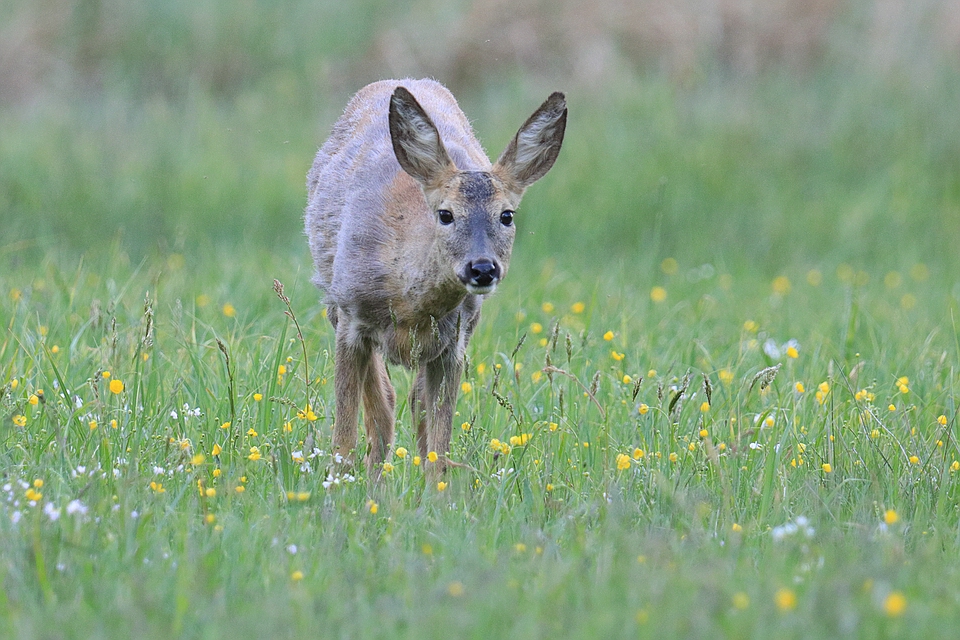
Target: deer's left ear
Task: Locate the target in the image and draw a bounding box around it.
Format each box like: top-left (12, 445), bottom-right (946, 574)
top-left (493, 92), bottom-right (567, 194)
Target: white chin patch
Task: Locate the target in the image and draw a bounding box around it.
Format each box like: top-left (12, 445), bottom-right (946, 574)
top-left (466, 283), bottom-right (497, 295)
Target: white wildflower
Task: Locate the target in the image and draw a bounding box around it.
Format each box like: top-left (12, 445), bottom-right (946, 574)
top-left (43, 502), bottom-right (61, 521)
top-left (66, 500), bottom-right (88, 516)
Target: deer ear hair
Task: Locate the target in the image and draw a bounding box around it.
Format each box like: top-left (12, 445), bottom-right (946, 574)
top-left (389, 86), bottom-right (455, 187)
top-left (493, 92), bottom-right (567, 193)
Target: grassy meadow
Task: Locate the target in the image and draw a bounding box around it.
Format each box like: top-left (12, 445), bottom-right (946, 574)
top-left (3, 1), bottom-right (960, 637)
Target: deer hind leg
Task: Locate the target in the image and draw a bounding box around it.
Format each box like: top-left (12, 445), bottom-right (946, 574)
top-left (362, 350), bottom-right (396, 480)
top-left (423, 350), bottom-right (462, 476)
top-left (410, 369), bottom-right (428, 460)
top-left (331, 323), bottom-right (371, 467)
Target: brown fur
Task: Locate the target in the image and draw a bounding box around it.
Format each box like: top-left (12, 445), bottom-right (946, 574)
top-left (305, 78), bottom-right (566, 479)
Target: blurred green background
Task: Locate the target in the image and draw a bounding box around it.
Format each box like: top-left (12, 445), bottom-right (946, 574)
top-left (1, 0), bottom-right (958, 277)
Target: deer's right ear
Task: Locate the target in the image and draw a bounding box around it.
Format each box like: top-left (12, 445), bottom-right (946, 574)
top-left (389, 87), bottom-right (455, 188)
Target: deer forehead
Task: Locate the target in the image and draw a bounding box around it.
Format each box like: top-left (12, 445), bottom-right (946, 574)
top-left (438, 171), bottom-right (514, 211)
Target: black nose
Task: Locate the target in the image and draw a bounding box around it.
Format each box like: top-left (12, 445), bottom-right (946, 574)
top-left (468, 260), bottom-right (500, 287)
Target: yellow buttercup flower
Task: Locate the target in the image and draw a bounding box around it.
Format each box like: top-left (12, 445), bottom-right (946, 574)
top-left (883, 591), bottom-right (907, 617)
top-left (774, 588), bottom-right (797, 612)
top-left (772, 276), bottom-right (791, 295)
top-left (109, 379), bottom-right (124, 394)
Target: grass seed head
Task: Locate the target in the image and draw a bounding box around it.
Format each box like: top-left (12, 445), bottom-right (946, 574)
top-left (749, 364), bottom-right (782, 394)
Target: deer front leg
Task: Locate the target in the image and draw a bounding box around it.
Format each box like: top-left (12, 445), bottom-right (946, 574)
top-left (422, 350), bottom-right (463, 476)
top-left (331, 322), bottom-right (371, 467)
top-left (362, 350), bottom-right (396, 480)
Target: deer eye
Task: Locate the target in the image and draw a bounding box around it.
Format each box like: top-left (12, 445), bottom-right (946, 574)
top-left (500, 210), bottom-right (515, 226)
top-left (438, 209), bottom-right (454, 225)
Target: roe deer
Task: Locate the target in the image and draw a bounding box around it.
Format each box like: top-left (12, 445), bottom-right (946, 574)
top-left (305, 78), bottom-right (566, 479)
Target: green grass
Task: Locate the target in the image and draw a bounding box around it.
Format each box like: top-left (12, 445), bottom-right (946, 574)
top-left (2, 247), bottom-right (959, 637)
top-left (3, 1), bottom-right (960, 637)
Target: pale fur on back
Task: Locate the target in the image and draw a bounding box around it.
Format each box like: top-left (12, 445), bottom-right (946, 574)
top-left (305, 79), bottom-right (490, 336)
